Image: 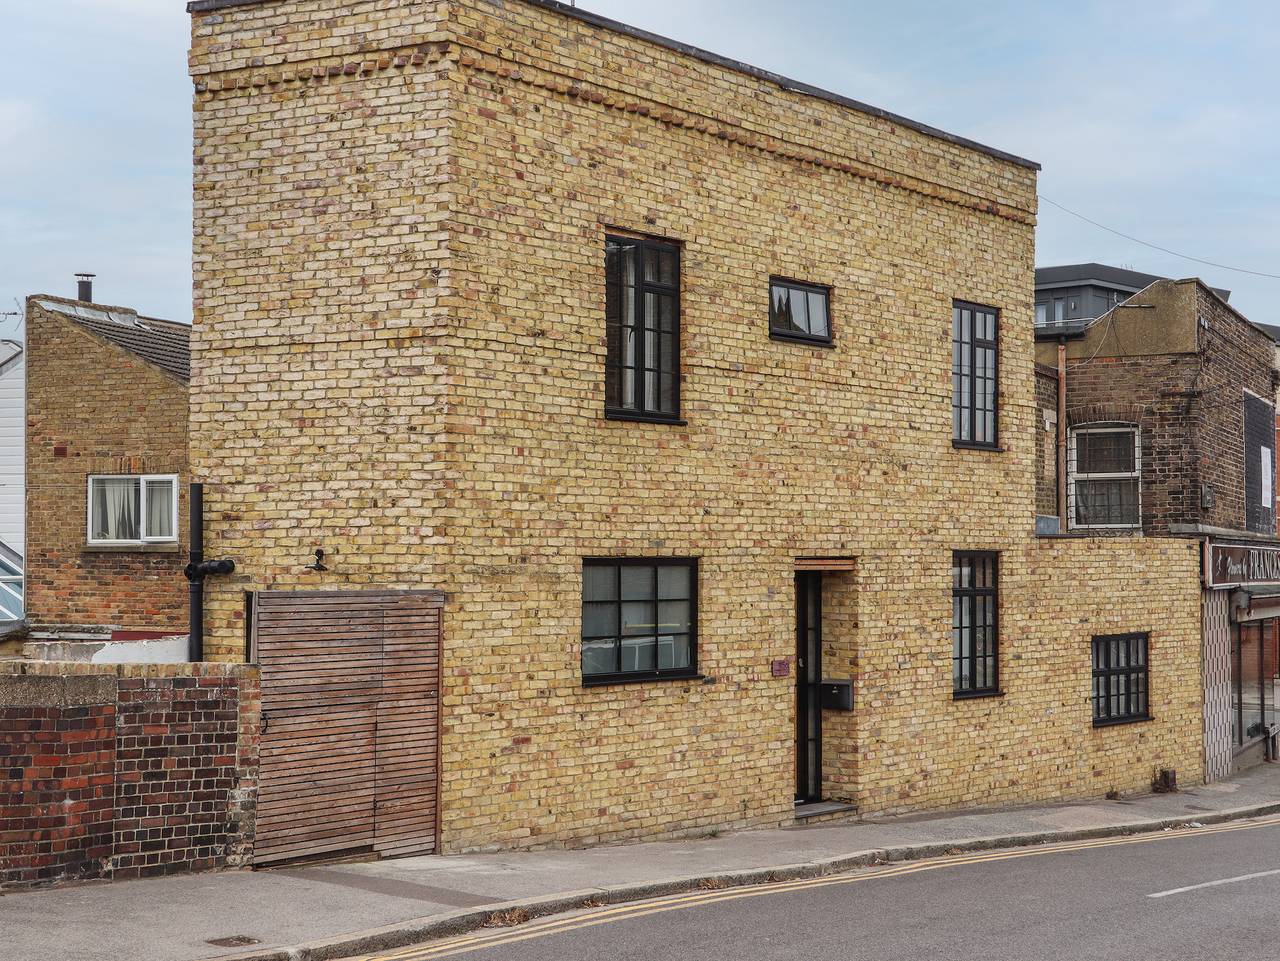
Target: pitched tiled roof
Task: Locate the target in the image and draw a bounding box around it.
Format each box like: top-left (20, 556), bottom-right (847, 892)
top-left (35, 299), bottom-right (190, 382)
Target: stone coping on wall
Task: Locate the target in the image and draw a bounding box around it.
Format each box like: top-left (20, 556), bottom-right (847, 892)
top-left (3, 660), bottom-right (257, 680)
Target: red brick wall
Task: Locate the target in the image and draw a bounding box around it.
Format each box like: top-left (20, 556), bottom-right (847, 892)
top-left (0, 664), bottom-right (257, 889)
top-left (24, 298), bottom-right (189, 632)
top-left (0, 702), bottom-right (116, 886)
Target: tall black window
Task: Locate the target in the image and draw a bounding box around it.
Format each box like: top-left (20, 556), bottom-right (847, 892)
top-left (1092, 632), bottom-right (1150, 725)
top-left (769, 278), bottom-right (832, 345)
top-left (952, 552), bottom-right (998, 696)
top-left (582, 558), bottom-right (697, 684)
top-left (605, 236), bottom-right (680, 422)
top-left (952, 300), bottom-right (999, 448)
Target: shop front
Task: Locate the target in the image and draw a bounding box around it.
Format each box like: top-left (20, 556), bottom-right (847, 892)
top-left (1204, 541), bottom-right (1280, 776)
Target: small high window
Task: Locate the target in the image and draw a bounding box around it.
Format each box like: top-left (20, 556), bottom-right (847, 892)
top-left (952, 552), bottom-right (999, 697)
top-left (582, 558), bottom-right (697, 684)
top-left (1070, 426), bottom-right (1140, 528)
top-left (605, 236), bottom-right (681, 422)
top-left (87, 474), bottom-right (178, 545)
top-left (952, 301), bottom-right (999, 449)
top-left (1092, 632), bottom-right (1150, 725)
top-left (769, 279), bottom-right (832, 345)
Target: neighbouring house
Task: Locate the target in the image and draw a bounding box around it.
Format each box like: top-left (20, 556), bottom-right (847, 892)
top-left (0, 338), bottom-right (25, 622)
top-left (23, 289), bottom-right (191, 650)
top-left (179, 0), bottom-right (1207, 867)
top-left (1035, 275), bottom-right (1280, 776)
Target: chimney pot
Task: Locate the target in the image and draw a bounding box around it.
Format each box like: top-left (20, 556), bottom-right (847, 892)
top-left (75, 273), bottom-right (95, 302)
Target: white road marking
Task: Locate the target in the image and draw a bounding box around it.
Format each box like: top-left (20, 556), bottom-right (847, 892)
top-left (1148, 868), bottom-right (1280, 899)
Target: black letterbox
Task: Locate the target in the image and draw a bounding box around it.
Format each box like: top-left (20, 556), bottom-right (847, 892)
top-left (820, 679), bottom-right (853, 711)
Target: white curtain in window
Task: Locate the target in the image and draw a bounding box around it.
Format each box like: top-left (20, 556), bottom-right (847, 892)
top-left (146, 479), bottom-right (174, 539)
top-left (92, 478), bottom-right (140, 541)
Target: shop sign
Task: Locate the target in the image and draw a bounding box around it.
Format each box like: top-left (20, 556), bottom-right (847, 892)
top-left (1207, 542), bottom-right (1280, 588)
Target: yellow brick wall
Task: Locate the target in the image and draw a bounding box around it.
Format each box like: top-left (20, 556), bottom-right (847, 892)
top-left (191, 0), bottom-right (1205, 854)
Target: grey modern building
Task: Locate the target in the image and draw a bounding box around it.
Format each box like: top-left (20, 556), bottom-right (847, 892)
top-left (1035, 263), bottom-right (1231, 328)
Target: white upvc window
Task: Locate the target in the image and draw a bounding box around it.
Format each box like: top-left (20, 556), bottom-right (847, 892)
top-left (87, 475), bottom-right (179, 545)
top-left (1069, 427), bottom-right (1141, 529)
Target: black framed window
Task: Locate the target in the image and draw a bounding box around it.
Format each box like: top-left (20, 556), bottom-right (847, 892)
top-left (1092, 632), bottom-right (1150, 725)
top-left (582, 558), bottom-right (697, 684)
top-left (952, 300), bottom-right (999, 448)
top-left (605, 236), bottom-right (681, 422)
top-left (952, 552), bottom-right (999, 696)
top-left (769, 278), bottom-right (832, 345)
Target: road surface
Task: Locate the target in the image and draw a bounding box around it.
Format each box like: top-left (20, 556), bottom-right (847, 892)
top-left (352, 815), bottom-right (1280, 961)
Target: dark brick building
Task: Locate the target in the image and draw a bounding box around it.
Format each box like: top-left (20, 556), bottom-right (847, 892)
top-left (1035, 277), bottom-right (1276, 538)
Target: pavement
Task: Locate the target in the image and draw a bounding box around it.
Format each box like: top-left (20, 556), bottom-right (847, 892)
top-left (2, 763), bottom-right (1279, 961)
top-left (413, 807), bottom-right (1280, 961)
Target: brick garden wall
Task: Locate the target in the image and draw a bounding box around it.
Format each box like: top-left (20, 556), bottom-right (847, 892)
top-left (0, 663), bottom-right (257, 888)
top-left (24, 298), bottom-right (189, 633)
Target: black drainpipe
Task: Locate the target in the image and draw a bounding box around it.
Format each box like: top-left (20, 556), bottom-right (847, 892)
top-left (184, 482), bottom-right (236, 662)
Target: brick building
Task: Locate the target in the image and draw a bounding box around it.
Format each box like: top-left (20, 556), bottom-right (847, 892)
top-left (24, 294), bottom-right (191, 643)
top-left (187, 0), bottom-right (1206, 861)
top-left (1035, 276), bottom-right (1280, 775)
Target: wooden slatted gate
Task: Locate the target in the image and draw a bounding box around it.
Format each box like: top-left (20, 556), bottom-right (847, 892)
top-left (251, 590), bottom-right (443, 865)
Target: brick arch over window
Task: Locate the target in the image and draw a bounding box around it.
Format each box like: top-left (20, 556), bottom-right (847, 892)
top-left (1065, 402), bottom-right (1149, 430)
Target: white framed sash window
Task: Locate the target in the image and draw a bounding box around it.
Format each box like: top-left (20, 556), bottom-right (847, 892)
top-left (87, 474), bottom-right (178, 545)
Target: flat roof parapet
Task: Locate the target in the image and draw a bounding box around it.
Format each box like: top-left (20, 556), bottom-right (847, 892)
top-left (187, 0), bottom-right (1040, 172)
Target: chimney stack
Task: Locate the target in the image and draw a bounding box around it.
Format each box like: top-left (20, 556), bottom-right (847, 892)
top-left (75, 273), bottom-right (95, 302)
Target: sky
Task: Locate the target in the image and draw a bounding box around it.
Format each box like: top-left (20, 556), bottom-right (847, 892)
top-left (2, 0), bottom-right (1278, 335)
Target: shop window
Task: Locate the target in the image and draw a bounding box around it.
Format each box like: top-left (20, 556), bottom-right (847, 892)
top-left (582, 558), bottom-right (698, 685)
top-left (769, 278), bottom-right (832, 345)
top-left (952, 552), bottom-right (999, 697)
top-left (1092, 632), bottom-right (1150, 725)
top-left (1070, 426), bottom-right (1140, 528)
top-left (604, 236), bottom-right (681, 423)
top-left (952, 301), bottom-right (999, 449)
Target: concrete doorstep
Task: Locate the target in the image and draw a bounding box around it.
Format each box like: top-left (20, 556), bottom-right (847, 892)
top-left (215, 801), bottom-right (1280, 961)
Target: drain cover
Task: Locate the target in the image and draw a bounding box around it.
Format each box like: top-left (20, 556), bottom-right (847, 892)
top-left (206, 936), bottom-right (261, 948)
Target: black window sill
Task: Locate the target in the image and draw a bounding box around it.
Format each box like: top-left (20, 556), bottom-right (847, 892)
top-left (84, 543), bottom-right (181, 554)
top-left (769, 330), bottom-right (836, 348)
top-left (953, 688), bottom-right (1004, 701)
top-left (952, 440), bottom-right (1005, 452)
top-left (1092, 715), bottom-right (1153, 728)
top-left (583, 671), bottom-right (705, 688)
top-left (604, 409), bottom-right (688, 426)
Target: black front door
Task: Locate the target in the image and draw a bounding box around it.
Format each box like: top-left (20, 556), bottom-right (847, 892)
top-left (796, 572), bottom-right (822, 803)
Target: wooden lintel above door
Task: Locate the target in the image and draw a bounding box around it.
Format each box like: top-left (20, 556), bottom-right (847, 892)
top-left (795, 557), bottom-right (857, 572)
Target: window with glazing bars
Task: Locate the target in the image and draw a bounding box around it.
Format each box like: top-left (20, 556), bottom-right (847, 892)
top-left (1092, 632), bottom-right (1149, 725)
top-left (605, 236), bottom-right (680, 421)
top-left (952, 552), bottom-right (998, 696)
top-left (581, 558), bottom-right (697, 684)
top-left (952, 301), bottom-right (999, 448)
top-left (1070, 426), bottom-right (1140, 528)
top-left (769, 278), bottom-right (832, 344)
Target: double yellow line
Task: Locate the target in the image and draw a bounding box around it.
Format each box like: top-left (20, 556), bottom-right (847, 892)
top-left (356, 814), bottom-right (1280, 961)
